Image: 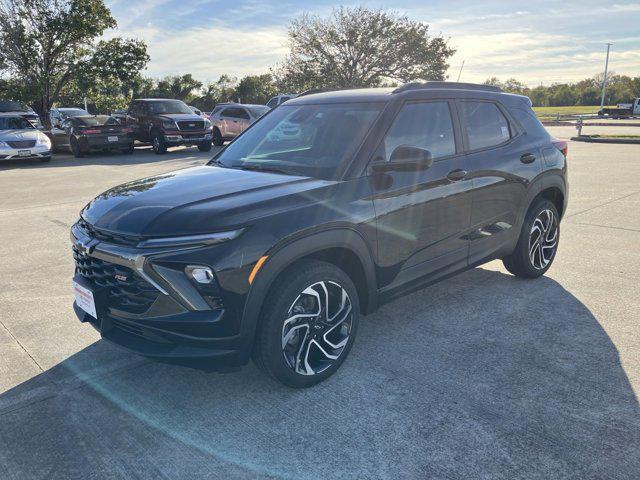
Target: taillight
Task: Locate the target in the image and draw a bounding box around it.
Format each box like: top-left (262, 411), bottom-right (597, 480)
top-left (552, 138), bottom-right (568, 158)
top-left (121, 127), bottom-right (133, 133)
top-left (81, 128), bottom-right (101, 135)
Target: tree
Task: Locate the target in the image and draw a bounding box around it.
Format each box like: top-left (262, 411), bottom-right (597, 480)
top-left (153, 74), bottom-right (203, 102)
top-left (235, 74), bottom-right (277, 104)
top-left (0, 0), bottom-right (149, 126)
top-left (191, 75), bottom-right (238, 111)
top-left (273, 6), bottom-right (455, 91)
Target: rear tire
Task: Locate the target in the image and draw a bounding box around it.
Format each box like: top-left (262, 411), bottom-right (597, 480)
top-left (212, 128), bottom-right (224, 146)
top-left (252, 260), bottom-right (360, 388)
top-left (503, 199), bottom-right (560, 278)
top-left (122, 143), bottom-right (135, 154)
top-left (70, 137), bottom-right (84, 158)
top-left (197, 141), bottom-right (212, 152)
top-left (152, 132), bottom-right (167, 154)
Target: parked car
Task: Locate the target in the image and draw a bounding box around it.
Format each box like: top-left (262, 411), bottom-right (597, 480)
top-left (0, 113), bottom-right (51, 162)
top-left (116, 98), bottom-right (213, 154)
top-left (209, 103), bottom-right (269, 146)
top-left (0, 100), bottom-right (42, 128)
top-left (70, 82), bottom-right (568, 387)
top-left (50, 115), bottom-right (134, 157)
top-left (115, 98), bottom-right (212, 154)
top-left (50, 107), bottom-right (90, 128)
top-left (266, 93), bottom-right (298, 109)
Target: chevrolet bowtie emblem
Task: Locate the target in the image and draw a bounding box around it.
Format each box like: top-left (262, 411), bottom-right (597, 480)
top-left (75, 237), bottom-right (99, 255)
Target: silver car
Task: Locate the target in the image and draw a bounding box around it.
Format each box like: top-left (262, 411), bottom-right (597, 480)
top-left (0, 114), bottom-right (52, 162)
top-left (209, 104), bottom-right (269, 146)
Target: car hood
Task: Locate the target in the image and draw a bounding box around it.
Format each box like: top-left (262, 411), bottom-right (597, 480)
top-left (0, 129), bottom-right (43, 141)
top-left (81, 165), bottom-right (337, 237)
top-left (156, 113), bottom-right (204, 122)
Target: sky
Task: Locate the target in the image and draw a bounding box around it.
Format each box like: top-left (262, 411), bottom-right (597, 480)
top-left (104, 0), bottom-right (640, 87)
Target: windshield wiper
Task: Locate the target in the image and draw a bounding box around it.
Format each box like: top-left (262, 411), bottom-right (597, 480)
top-left (236, 164), bottom-right (296, 175)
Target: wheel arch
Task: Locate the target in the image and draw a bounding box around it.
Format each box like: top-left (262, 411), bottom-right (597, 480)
top-left (237, 228), bottom-right (378, 358)
top-left (520, 173), bottom-right (567, 223)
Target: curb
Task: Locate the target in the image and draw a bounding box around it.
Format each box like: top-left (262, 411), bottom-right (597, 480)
top-left (571, 136), bottom-right (640, 144)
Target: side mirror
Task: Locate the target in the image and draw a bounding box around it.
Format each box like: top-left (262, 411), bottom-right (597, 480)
top-left (372, 146), bottom-right (434, 173)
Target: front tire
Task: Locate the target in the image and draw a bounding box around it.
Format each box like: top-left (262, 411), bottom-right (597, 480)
top-left (503, 199), bottom-right (560, 278)
top-left (197, 141), bottom-right (212, 152)
top-left (253, 260), bottom-right (360, 388)
top-left (212, 128), bottom-right (224, 146)
top-left (122, 143), bottom-right (135, 154)
top-left (152, 132), bottom-right (167, 154)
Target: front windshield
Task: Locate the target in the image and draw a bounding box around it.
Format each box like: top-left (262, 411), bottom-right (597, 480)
top-left (148, 100), bottom-right (193, 115)
top-left (213, 103), bottom-right (383, 179)
top-left (0, 116), bottom-right (33, 130)
top-left (0, 101), bottom-right (28, 112)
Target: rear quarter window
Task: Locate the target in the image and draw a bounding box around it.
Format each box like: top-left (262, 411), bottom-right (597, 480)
top-left (459, 101), bottom-right (511, 150)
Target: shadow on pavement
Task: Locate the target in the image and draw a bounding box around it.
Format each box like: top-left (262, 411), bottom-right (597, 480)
top-left (0, 268), bottom-right (638, 479)
top-left (0, 145), bottom-right (217, 171)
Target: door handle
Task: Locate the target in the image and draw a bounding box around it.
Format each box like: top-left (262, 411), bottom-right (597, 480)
top-left (520, 153), bottom-right (536, 164)
top-left (447, 169), bottom-right (468, 181)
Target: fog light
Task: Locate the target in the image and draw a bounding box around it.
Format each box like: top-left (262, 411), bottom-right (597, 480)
top-left (186, 266), bottom-right (214, 284)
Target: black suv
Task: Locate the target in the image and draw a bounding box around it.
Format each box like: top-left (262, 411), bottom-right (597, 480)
top-left (71, 82), bottom-right (568, 387)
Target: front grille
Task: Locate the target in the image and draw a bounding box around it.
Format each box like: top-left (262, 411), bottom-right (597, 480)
top-left (8, 140), bottom-right (36, 148)
top-left (73, 246), bottom-right (159, 314)
top-left (177, 120), bottom-right (204, 131)
top-left (78, 219), bottom-right (140, 247)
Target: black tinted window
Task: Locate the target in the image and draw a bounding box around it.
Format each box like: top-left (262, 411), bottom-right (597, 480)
top-left (378, 101), bottom-right (455, 162)
top-left (220, 107), bottom-right (238, 117)
top-left (222, 107), bottom-right (249, 119)
top-left (0, 116), bottom-right (32, 129)
top-left (76, 116), bottom-right (119, 126)
top-left (148, 100), bottom-right (192, 114)
top-left (460, 101), bottom-right (511, 150)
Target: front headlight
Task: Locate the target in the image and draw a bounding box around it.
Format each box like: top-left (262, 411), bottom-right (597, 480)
top-left (136, 228), bottom-right (246, 249)
top-left (36, 135), bottom-right (51, 148)
top-left (204, 119), bottom-right (212, 129)
top-left (161, 120), bottom-right (177, 130)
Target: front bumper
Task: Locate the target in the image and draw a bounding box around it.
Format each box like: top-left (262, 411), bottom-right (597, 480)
top-left (0, 145), bottom-right (51, 161)
top-left (163, 131), bottom-right (213, 144)
top-left (70, 223), bottom-right (248, 368)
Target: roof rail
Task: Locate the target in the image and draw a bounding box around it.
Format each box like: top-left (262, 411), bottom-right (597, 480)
top-left (297, 88), bottom-right (331, 97)
top-left (392, 81), bottom-right (502, 94)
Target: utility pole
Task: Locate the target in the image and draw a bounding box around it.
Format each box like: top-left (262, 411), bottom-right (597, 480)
top-left (600, 43), bottom-right (612, 110)
top-left (456, 60), bottom-right (465, 82)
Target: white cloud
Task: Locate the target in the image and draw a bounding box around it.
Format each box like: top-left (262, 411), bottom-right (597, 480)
top-left (107, 23), bottom-right (289, 82)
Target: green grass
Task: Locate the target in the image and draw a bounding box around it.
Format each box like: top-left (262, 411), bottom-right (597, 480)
top-left (533, 105), bottom-right (609, 119)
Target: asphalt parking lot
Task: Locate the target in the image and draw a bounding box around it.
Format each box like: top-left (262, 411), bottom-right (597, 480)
top-left (1, 133), bottom-right (639, 479)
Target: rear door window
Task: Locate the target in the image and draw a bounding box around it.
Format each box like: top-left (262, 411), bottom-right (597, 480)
top-left (459, 101), bottom-right (511, 150)
top-left (221, 107), bottom-right (241, 118)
